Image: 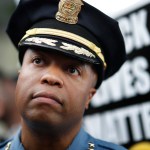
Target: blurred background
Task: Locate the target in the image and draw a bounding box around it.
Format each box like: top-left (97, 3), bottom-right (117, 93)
top-left (0, 0), bottom-right (20, 142)
top-left (0, 0), bottom-right (18, 76)
top-left (0, 0), bottom-right (150, 150)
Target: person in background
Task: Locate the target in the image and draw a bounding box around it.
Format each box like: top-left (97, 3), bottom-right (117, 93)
top-left (0, 0), bottom-right (127, 149)
top-left (0, 70), bottom-right (20, 142)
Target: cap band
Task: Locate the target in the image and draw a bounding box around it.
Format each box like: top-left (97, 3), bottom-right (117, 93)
top-left (20, 28), bottom-right (107, 68)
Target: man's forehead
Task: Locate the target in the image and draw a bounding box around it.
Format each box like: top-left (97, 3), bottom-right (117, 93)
top-left (25, 48), bottom-right (87, 65)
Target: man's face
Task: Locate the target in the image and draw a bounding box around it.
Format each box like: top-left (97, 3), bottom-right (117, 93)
top-left (15, 49), bottom-right (97, 132)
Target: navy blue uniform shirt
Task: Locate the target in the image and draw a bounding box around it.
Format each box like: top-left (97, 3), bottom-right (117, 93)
top-left (0, 128), bottom-right (127, 150)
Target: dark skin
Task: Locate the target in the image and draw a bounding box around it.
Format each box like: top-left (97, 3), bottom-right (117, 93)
top-left (15, 49), bottom-right (98, 150)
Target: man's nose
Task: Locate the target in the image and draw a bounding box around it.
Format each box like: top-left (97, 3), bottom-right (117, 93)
top-left (40, 65), bottom-right (64, 88)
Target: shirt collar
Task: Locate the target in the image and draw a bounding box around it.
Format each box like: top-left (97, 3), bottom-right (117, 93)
top-left (10, 128), bottom-right (90, 150)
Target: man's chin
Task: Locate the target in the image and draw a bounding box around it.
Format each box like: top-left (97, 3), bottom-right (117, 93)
top-left (22, 113), bottom-right (63, 132)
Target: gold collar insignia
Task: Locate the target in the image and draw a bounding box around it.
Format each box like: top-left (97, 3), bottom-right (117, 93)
top-left (56, 0), bottom-right (83, 24)
top-left (88, 142), bottom-right (95, 150)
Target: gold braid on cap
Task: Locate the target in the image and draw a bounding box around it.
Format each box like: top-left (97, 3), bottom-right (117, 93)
top-left (20, 28), bottom-right (107, 68)
top-left (55, 0), bottom-right (84, 24)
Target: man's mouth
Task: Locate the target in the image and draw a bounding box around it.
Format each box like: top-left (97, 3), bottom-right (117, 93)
top-left (32, 91), bottom-right (63, 106)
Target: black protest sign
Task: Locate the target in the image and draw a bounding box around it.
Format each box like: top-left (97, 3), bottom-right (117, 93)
top-left (84, 3), bottom-right (150, 149)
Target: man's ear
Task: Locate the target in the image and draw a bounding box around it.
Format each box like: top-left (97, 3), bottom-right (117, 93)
top-left (85, 88), bottom-right (96, 109)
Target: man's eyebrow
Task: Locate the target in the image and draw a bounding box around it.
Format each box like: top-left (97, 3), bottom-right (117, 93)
top-left (28, 50), bottom-right (49, 59)
top-left (65, 60), bottom-right (86, 66)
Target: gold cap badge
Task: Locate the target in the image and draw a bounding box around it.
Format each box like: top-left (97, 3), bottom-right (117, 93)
top-left (56, 0), bottom-right (84, 24)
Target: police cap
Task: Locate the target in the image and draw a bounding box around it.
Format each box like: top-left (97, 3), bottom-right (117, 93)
top-left (6, 0), bottom-right (126, 88)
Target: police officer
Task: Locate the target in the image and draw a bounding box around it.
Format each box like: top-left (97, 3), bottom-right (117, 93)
top-left (0, 0), bottom-right (127, 149)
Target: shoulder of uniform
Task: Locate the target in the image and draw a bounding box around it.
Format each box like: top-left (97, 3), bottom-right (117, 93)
top-left (0, 138), bottom-right (12, 149)
top-left (85, 131), bottom-right (127, 150)
top-left (94, 138), bottom-right (127, 150)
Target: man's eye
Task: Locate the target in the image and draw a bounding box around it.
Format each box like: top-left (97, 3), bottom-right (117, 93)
top-left (68, 67), bottom-right (80, 76)
top-left (33, 57), bottom-right (43, 65)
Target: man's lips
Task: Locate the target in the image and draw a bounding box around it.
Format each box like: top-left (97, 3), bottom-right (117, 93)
top-left (32, 91), bottom-right (63, 105)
